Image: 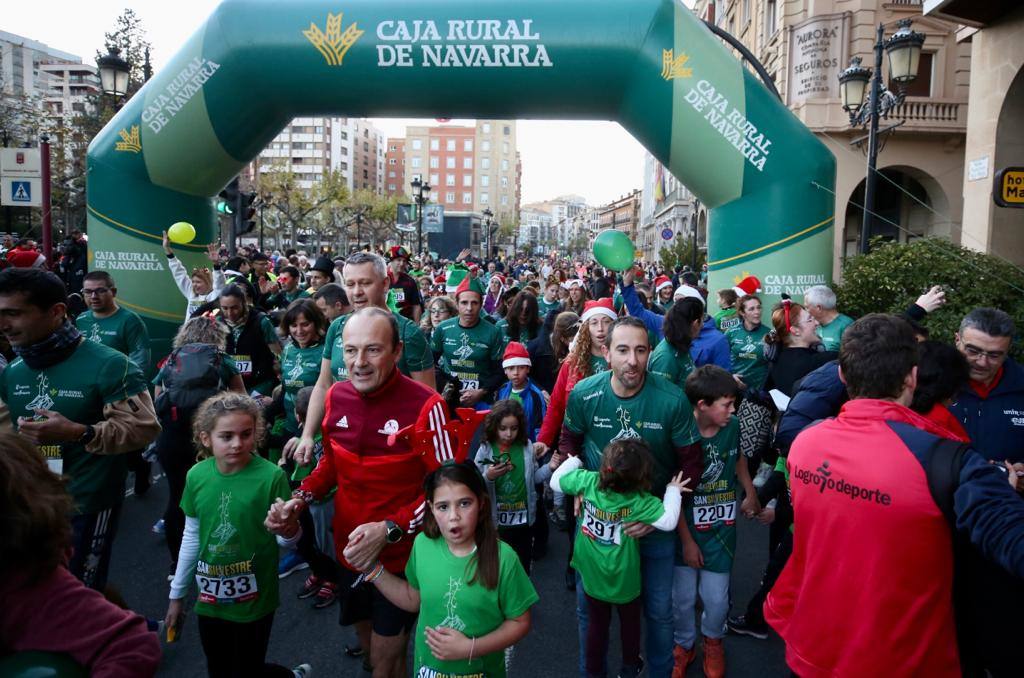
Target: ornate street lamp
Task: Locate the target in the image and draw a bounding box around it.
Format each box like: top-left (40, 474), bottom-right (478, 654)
top-left (482, 207), bottom-right (494, 260)
top-left (97, 47), bottom-right (131, 97)
top-left (411, 177), bottom-right (432, 255)
top-left (838, 18), bottom-right (925, 254)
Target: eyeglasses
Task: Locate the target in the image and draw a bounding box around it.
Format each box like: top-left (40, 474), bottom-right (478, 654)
top-left (962, 343), bottom-right (1007, 362)
top-left (81, 287), bottom-right (111, 296)
top-left (430, 308), bottom-right (449, 315)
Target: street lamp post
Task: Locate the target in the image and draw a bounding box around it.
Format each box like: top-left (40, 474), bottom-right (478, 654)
top-left (410, 178), bottom-right (431, 256)
top-left (838, 18), bottom-right (925, 254)
top-left (97, 47), bottom-right (131, 97)
top-left (482, 207), bottom-right (494, 260)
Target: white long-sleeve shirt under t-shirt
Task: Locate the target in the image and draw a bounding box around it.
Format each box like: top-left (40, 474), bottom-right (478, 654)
top-left (167, 255), bottom-right (225, 319)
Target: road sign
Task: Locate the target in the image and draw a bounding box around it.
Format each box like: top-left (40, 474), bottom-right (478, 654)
top-left (661, 227), bottom-right (674, 240)
top-left (1, 177), bottom-right (41, 206)
top-left (994, 167), bottom-right (1024, 208)
top-left (423, 205), bottom-right (444, 233)
top-left (0, 148), bottom-right (41, 179)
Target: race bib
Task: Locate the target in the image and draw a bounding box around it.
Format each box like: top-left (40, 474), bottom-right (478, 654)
top-left (417, 667), bottom-right (485, 678)
top-left (692, 492), bottom-right (736, 530)
top-left (231, 354), bottom-right (253, 376)
top-left (41, 445), bottom-right (62, 475)
top-left (196, 572), bottom-right (258, 605)
top-left (581, 501), bottom-right (621, 546)
top-left (496, 506), bottom-right (528, 527)
top-left (460, 378), bottom-right (479, 391)
top-left (394, 289), bottom-right (405, 303)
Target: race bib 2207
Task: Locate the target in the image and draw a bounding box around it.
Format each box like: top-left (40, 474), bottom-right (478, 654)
top-left (692, 492), bottom-right (736, 530)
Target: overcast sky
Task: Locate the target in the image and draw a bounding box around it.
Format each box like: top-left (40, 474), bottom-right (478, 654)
top-left (5, 0), bottom-right (709, 206)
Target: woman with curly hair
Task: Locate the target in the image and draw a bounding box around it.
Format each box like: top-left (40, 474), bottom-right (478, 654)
top-left (0, 433), bottom-right (161, 676)
top-left (419, 295), bottom-right (457, 343)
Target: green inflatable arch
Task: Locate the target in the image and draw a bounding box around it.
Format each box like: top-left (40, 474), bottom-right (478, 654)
top-left (87, 0), bottom-right (835, 349)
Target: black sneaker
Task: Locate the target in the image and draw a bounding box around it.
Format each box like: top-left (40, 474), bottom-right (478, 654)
top-left (727, 614), bottom-right (769, 640)
top-left (618, 656), bottom-right (644, 678)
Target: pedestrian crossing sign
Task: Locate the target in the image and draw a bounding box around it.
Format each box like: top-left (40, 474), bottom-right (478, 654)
top-left (12, 181), bottom-right (30, 202)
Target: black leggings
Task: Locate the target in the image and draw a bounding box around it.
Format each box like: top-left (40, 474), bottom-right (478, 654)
top-left (156, 430), bottom-right (195, 563)
top-left (197, 612), bottom-right (292, 678)
top-left (499, 525), bottom-right (533, 575)
top-left (296, 507), bottom-right (341, 583)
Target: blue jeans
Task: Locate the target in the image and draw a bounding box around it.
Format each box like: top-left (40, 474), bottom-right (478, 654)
top-left (671, 565), bottom-right (731, 648)
top-left (576, 536), bottom-right (678, 678)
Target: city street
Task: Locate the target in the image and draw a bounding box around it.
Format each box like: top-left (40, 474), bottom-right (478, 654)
top-left (111, 471), bottom-right (788, 677)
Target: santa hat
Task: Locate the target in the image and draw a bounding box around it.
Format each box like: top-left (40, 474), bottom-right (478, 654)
top-left (674, 285), bottom-right (705, 307)
top-left (563, 278), bottom-right (585, 290)
top-left (655, 275), bottom-right (673, 293)
top-left (445, 264), bottom-right (469, 293)
top-left (581, 298), bottom-right (617, 324)
top-left (733, 275), bottom-right (762, 298)
top-left (455, 274), bottom-right (486, 299)
top-left (502, 342), bottom-right (532, 368)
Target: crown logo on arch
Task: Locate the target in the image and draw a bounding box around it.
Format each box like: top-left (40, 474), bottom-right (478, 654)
top-left (114, 125), bottom-right (142, 153)
top-left (304, 12), bottom-right (364, 66)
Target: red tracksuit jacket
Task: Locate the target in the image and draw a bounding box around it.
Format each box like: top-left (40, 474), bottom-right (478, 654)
top-left (299, 369), bottom-right (456, 573)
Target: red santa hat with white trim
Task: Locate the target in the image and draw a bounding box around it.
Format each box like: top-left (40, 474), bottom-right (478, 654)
top-left (733, 275), bottom-right (762, 298)
top-left (580, 298), bottom-right (617, 324)
top-left (502, 342), bottom-right (532, 369)
top-left (654, 275), bottom-right (673, 293)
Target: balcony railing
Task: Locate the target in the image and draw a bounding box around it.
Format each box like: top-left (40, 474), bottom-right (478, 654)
top-left (888, 98), bottom-right (966, 129)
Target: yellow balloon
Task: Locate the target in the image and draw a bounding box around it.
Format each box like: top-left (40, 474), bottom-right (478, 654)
top-left (168, 221), bottom-right (196, 244)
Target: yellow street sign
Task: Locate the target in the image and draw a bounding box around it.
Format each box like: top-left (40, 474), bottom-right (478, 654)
top-left (994, 167), bottom-right (1024, 208)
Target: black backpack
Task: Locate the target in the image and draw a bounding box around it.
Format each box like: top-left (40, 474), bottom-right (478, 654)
top-left (154, 343), bottom-right (226, 427)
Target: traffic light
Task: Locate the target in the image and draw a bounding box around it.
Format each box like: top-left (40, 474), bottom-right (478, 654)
top-left (217, 178), bottom-right (239, 215)
top-left (237, 192), bottom-right (257, 235)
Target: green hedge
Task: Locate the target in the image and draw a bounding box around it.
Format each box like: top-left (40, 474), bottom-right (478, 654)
top-left (835, 238), bottom-right (1024, 360)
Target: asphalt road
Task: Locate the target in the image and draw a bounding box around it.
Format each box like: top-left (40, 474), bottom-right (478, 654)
top-left (110, 471), bottom-right (789, 677)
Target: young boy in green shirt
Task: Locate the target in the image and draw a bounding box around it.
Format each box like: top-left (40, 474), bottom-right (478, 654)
top-left (672, 365), bottom-right (760, 678)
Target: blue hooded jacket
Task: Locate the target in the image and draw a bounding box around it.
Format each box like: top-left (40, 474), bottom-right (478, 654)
top-left (690, 316), bottom-right (732, 370)
top-left (948, 358), bottom-right (1024, 464)
top-left (496, 377), bottom-right (548, 442)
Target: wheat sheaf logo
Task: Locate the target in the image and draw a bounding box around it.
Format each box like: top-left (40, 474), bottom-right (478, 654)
top-left (662, 49), bottom-right (693, 80)
top-left (114, 125), bottom-right (141, 153)
top-left (304, 12), bottom-right (364, 66)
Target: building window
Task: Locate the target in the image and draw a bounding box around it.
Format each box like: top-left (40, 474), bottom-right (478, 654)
top-left (482, 140), bottom-right (491, 152)
top-left (446, 174), bottom-right (456, 186)
top-left (389, 144), bottom-right (397, 151)
top-left (463, 175), bottom-right (472, 187)
top-left (463, 192), bottom-right (473, 204)
top-left (388, 183), bottom-right (396, 191)
top-left (430, 191), bottom-right (438, 201)
top-left (411, 139), bottom-right (422, 150)
top-left (430, 138), bottom-right (439, 151)
top-left (481, 192), bottom-right (490, 204)
top-left (500, 195), bottom-right (509, 206)
top-left (501, 159), bottom-right (509, 171)
top-left (445, 192), bottom-right (456, 202)
top-left (482, 157), bottom-right (491, 170)
top-left (503, 125), bottom-right (511, 136)
top-left (502, 142), bottom-right (509, 154)
top-left (388, 158), bottom-right (396, 165)
top-left (430, 156), bottom-right (439, 168)
top-left (388, 170), bottom-right (396, 178)
top-left (765, 0), bottom-right (778, 36)
top-left (411, 157), bottom-right (422, 168)
top-left (501, 176), bottom-right (509, 188)
top-left (891, 52), bottom-right (933, 97)
top-left (742, 0), bottom-right (750, 24)
top-left (315, 126), bottom-right (324, 134)
top-left (446, 157), bottom-right (456, 169)
top-left (464, 139), bottom-right (473, 152)
top-left (430, 173), bottom-right (439, 185)
top-left (482, 122), bottom-right (491, 134)
top-left (446, 139), bottom-right (456, 151)
top-left (463, 157), bottom-right (473, 169)
top-left (480, 175), bottom-right (490, 187)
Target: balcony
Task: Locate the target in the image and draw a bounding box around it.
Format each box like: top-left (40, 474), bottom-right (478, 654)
top-left (887, 97), bottom-right (967, 132)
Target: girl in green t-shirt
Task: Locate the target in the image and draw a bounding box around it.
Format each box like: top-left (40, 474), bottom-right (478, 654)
top-left (164, 393), bottom-right (310, 678)
top-left (354, 463), bottom-right (539, 678)
top-left (552, 439), bottom-right (690, 678)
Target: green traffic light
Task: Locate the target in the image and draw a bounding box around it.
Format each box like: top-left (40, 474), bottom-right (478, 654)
top-left (217, 200), bottom-right (234, 215)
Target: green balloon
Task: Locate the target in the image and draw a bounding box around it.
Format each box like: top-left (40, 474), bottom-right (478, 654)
top-left (592, 229), bottom-right (635, 272)
top-left (0, 652), bottom-right (88, 678)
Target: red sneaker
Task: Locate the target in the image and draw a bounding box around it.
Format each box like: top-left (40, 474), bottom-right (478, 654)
top-left (297, 574), bottom-right (321, 599)
top-left (313, 581), bottom-right (339, 609)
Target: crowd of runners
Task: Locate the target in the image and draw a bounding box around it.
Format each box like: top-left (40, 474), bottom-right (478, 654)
top-left (0, 239), bottom-right (1023, 678)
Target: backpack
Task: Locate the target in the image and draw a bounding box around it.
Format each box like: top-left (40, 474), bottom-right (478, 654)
top-left (154, 343), bottom-right (226, 428)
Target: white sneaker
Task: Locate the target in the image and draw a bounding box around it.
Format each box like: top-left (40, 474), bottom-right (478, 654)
top-left (752, 462), bottom-right (773, 488)
top-left (292, 663), bottom-right (312, 678)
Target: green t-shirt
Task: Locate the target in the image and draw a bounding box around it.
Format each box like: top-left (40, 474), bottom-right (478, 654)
top-left (538, 297), bottom-right (561, 318)
top-left (76, 306), bottom-right (151, 375)
top-left (323, 309), bottom-right (433, 381)
top-left (494, 318), bottom-right (535, 344)
top-left (589, 353), bottom-right (609, 375)
top-left (431, 317), bottom-right (508, 393)
top-left (684, 418), bottom-right (740, 573)
top-left (181, 455), bottom-right (291, 623)
top-left (713, 308), bottom-right (739, 333)
top-left (648, 339), bottom-right (695, 388)
top-left (725, 323), bottom-right (770, 391)
top-left (280, 341), bottom-right (325, 434)
top-left (494, 443), bottom-right (529, 528)
top-left (563, 371), bottom-right (700, 539)
top-left (0, 340), bottom-right (148, 514)
top-left (816, 313), bottom-right (854, 352)
top-left (560, 469), bottom-right (665, 603)
top-left (406, 533), bottom-right (538, 678)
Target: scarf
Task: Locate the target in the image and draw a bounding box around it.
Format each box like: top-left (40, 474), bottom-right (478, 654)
top-left (14, 320), bottom-right (82, 370)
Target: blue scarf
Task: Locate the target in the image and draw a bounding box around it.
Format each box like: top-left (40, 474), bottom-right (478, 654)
top-left (14, 320), bottom-right (83, 370)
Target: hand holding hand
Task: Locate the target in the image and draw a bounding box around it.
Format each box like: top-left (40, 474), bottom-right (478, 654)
top-left (548, 450), bottom-right (566, 470)
top-left (344, 521), bottom-right (388, 572)
top-left (264, 498), bottom-right (303, 536)
top-left (459, 388), bottom-right (486, 406)
top-left (740, 493), bottom-right (761, 518)
top-left (755, 507), bottom-right (776, 525)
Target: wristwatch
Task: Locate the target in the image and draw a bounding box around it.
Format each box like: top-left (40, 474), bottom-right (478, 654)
top-left (384, 519), bottom-right (403, 544)
top-left (78, 424), bottom-right (96, 445)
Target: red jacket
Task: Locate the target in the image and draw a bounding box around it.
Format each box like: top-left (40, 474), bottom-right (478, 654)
top-left (537, 358), bottom-right (586, 447)
top-left (765, 399), bottom-right (962, 677)
top-left (300, 369), bottom-right (455, 573)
